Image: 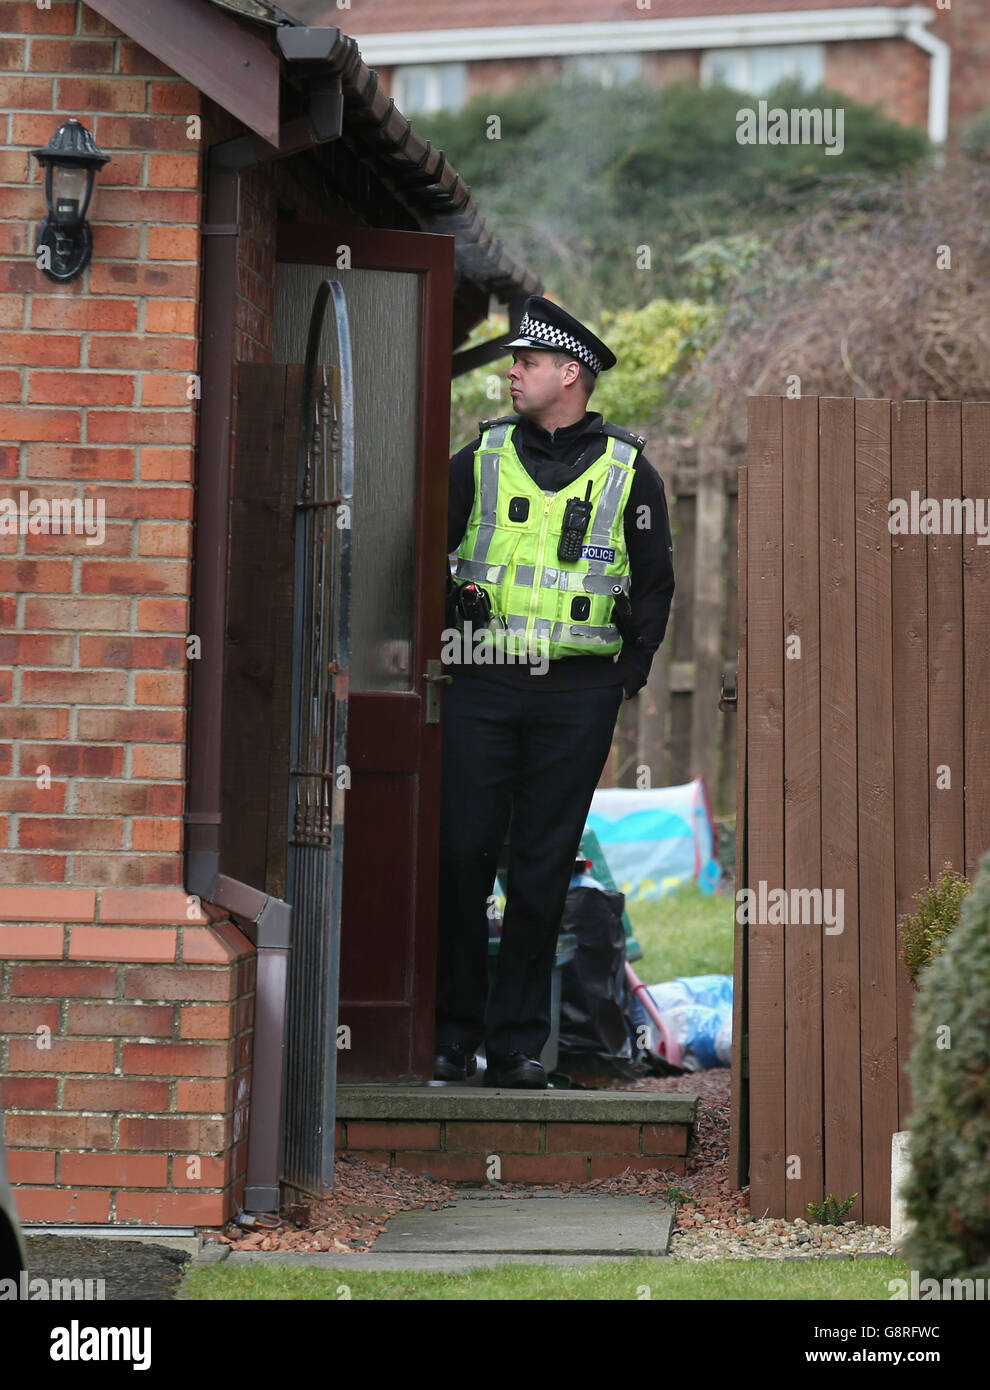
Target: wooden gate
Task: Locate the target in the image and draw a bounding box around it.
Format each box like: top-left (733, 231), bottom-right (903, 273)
top-left (732, 395), bottom-right (990, 1225)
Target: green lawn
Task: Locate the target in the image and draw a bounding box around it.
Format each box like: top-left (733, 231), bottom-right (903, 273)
top-left (625, 880), bottom-right (735, 985)
top-left (180, 1255), bottom-right (909, 1301)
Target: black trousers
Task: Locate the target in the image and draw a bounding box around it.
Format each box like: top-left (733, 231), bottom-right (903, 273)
top-left (435, 673), bottom-right (624, 1062)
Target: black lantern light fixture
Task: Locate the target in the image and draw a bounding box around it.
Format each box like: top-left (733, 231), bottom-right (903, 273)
top-left (31, 119), bottom-right (111, 283)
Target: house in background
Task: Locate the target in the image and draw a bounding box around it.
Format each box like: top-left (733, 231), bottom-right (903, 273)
top-left (292, 0), bottom-right (986, 147)
top-left (0, 0), bottom-right (538, 1226)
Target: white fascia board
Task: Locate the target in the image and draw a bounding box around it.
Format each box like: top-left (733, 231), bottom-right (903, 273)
top-left (353, 7), bottom-right (936, 66)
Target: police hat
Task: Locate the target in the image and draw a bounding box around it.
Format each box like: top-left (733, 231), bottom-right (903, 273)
top-left (505, 296), bottom-right (617, 376)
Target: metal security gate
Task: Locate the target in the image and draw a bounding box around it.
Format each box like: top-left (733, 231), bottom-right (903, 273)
top-left (282, 281), bottom-right (354, 1193)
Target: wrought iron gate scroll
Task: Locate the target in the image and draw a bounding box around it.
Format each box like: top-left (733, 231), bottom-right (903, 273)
top-left (282, 280), bottom-right (354, 1193)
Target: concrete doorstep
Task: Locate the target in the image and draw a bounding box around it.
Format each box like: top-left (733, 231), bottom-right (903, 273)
top-left (226, 1192), bottom-right (675, 1272)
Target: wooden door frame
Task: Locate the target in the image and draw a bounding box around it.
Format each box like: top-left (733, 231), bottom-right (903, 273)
top-left (275, 221), bottom-right (455, 1078)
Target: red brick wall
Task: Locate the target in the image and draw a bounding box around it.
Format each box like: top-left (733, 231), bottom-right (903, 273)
top-left (933, 0), bottom-right (990, 131)
top-left (826, 37), bottom-right (929, 133)
top-left (0, 0), bottom-right (202, 890)
top-left (336, 1115), bottom-right (689, 1183)
top-left (0, 896), bottom-right (255, 1224)
top-left (465, 55), bottom-right (563, 102)
top-left (644, 50), bottom-right (700, 87)
top-left (0, 1), bottom-right (258, 1228)
top-left (233, 165), bottom-right (275, 364)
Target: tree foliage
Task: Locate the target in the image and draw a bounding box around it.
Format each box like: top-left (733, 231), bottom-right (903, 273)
top-left (448, 298), bottom-right (715, 451)
top-left (419, 77), bottom-right (929, 317)
top-left (591, 298), bottom-right (719, 436)
top-left (675, 157), bottom-right (990, 444)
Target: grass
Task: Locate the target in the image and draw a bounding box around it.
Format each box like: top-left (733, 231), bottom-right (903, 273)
top-left (180, 1255), bottom-right (910, 1301)
top-left (625, 879), bottom-right (735, 985)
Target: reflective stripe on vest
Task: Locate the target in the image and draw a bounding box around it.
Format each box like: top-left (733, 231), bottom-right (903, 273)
top-left (455, 424), bottom-right (637, 660)
top-left (469, 422), bottom-right (512, 567)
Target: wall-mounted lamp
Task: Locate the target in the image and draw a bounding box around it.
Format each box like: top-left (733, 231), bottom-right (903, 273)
top-left (31, 119), bottom-right (111, 283)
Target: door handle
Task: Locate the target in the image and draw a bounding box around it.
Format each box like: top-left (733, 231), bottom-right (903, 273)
top-left (423, 658), bottom-right (452, 724)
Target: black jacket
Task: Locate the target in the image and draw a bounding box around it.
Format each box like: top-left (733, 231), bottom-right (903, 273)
top-left (446, 410), bottom-right (675, 695)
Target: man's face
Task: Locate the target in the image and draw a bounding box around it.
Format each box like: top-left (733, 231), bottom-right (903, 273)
top-left (507, 348), bottom-right (575, 416)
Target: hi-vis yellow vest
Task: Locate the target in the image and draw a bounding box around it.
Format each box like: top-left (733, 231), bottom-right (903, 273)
top-left (454, 419), bottom-right (639, 661)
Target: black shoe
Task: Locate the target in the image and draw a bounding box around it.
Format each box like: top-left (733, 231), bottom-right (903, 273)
top-left (483, 1052), bottom-right (547, 1089)
top-left (434, 1042), bottom-right (477, 1081)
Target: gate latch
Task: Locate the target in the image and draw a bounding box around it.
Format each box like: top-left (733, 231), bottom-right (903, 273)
top-left (423, 658), bottom-right (452, 725)
top-left (719, 667), bottom-right (738, 712)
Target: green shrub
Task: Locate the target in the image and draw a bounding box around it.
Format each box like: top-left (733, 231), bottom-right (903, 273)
top-left (589, 298), bottom-right (720, 436)
top-left (807, 1193), bottom-right (858, 1225)
top-left (901, 848), bottom-right (990, 1279)
top-left (447, 298), bottom-right (715, 450)
top-left (898, 864), bottom-right (970, 983)
top-left (960, 109), bottom-right (990, 164)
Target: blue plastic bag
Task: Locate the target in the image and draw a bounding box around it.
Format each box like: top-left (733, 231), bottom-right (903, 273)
top-left (646, 974), bottom-right (733, 1070)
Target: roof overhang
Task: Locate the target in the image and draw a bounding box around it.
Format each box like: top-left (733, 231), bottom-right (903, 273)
top-left (84, 0), bottom-right (282, 144)
top-left (352, 5), bottom-right (937, 64)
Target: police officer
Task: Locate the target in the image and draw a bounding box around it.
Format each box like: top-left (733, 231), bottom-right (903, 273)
top-left (435, 296), bottom-right (675, 1088)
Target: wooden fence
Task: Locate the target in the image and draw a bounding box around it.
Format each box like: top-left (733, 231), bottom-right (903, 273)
top-left (607, 441), bottom-right (744, 816)
top-left (733, 394), bottom-right (990, 1225)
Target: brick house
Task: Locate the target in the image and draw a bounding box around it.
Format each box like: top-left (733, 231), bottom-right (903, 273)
top-left (0, 0), bottom-right (539, 1226)
top-left (293, 0), bottom-right (988, 146)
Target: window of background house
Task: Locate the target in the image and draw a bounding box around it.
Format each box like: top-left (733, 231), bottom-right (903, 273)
top-left (700, 44), bottom-right (825, 93)
top-left (563, 52), bottom-right (644, 88)
top-left (392, 62), bottom-right (467, 114)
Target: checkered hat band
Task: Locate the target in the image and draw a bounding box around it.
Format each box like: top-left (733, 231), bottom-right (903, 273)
top-left (518, 314), bottom-right (602, 375)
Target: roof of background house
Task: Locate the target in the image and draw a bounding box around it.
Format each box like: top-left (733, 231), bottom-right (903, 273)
top-left (287, 0), bottom-right (913, 33)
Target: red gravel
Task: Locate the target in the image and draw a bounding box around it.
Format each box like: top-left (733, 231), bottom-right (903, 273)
top-left (211, 1157), bottom-right (459, 1253)
top-left (573, 1067), bottom-right (751, 1233)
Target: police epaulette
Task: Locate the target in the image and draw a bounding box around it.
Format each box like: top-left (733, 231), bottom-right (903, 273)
top-left (602, 421), bottom-right (647, 451)
top-left (477, 414), bottom-right (522, 433)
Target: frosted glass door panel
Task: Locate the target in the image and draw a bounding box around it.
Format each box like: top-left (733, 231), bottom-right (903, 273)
top-left (274, 261), bottom-right (421, 691)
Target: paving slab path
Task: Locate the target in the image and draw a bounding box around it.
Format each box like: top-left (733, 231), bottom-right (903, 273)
top-left (226, 1191), bottom-right (675, 1271)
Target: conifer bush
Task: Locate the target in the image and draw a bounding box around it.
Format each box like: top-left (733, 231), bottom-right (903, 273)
top-left (901, 849), bottom-right (990, 1278)
top-left (898, 864), bottom-right (970, 983)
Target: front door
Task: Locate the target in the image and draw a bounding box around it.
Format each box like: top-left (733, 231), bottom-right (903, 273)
top-left (273, 223), bottom-right (454, 1083)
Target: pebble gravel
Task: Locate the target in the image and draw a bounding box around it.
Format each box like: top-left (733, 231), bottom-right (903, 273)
top-left (578, 1066), bottom-right (895, 1261)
